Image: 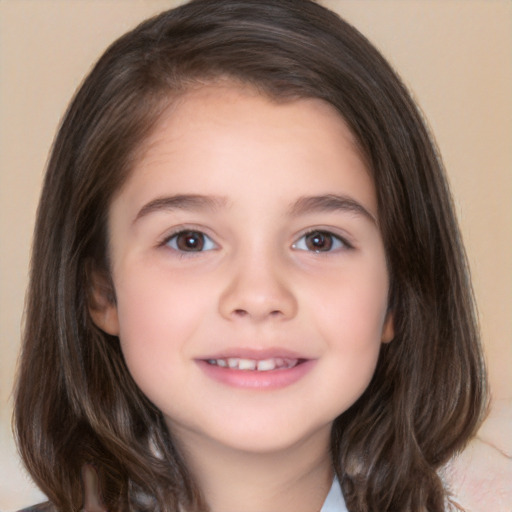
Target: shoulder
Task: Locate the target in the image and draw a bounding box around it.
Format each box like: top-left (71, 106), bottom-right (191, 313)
top-left (18, 503), bottom-right (57, 512)
top-left (443, 400), bottom-right (512, 511)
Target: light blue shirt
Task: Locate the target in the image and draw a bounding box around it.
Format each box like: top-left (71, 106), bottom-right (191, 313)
top-left (320, 477), bottom-right (348, 512)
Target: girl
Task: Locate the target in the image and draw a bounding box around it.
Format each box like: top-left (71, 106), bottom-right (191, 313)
top-left (14, 0), bottom-right (487, 511)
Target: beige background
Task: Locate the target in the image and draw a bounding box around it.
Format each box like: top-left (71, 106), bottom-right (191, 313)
top-left (0, 1), bottom-right (510, 510)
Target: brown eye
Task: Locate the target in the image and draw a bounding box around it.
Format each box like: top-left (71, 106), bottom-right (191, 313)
top-left (305, 231), bottom-right (333, 251)
top-left (166, 230), bottom-right (216, 252)
top-left (293, 230), bottom-right (346, 253)
top-left (176, 231), bottom-right (204, 251)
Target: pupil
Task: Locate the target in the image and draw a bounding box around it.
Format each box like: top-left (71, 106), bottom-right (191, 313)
top-left (177, 231), bottom-right (204, 251)
top-left (306, 231), bottom-right (332, 251)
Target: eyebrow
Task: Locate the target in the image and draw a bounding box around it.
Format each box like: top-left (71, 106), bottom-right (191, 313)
top-left (288, 194), bottom-right (376, 224)
top-left (133, 193), bottom-right (375, 224)
top-left (133, 194), bottom-right (228, 224)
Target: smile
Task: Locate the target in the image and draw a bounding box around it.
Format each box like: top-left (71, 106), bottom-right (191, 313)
top-left (197, 352), bottom-right (315, 390)
top-left (205, 357), bottom-right (300, 371)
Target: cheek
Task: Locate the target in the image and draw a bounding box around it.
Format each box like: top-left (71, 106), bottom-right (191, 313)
top-left (307, 257), bottom-right (389, 374)
top-left (112, 265), bottom-right (211, 382)
top-left (311, 276), bottom-right (388, 413)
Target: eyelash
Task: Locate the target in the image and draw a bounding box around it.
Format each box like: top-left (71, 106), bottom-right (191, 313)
top-left (162, 229), bottom-right (217, 253)
top-left (292, 230), bottom-right (352, 253)
top-left (161, 228), bottom-right (352, 254)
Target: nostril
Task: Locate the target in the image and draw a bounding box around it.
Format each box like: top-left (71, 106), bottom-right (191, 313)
top-left (231, 308), bottom-right (284, 319)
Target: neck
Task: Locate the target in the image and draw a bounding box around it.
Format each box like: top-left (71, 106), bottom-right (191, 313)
top-left (173, 425), bottom-right (333, 512)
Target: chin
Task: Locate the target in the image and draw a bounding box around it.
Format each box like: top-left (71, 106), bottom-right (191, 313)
top-left (199, 417), bottom-right (333, 456)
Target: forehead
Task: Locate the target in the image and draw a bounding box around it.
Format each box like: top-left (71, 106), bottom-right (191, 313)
top-left (115, 83), bottom-right (376, 218)
top-left (137, 82), bottom-right (362, 166)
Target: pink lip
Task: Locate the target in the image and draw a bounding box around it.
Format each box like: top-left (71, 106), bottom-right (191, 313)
top-left (199, 347), bottom-right (307, 360)
top-left (195, 348), bottom-right (316, 390)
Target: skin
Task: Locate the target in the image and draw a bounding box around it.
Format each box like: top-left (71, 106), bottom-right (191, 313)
top-left (91, 84), bottom-right (393, 512)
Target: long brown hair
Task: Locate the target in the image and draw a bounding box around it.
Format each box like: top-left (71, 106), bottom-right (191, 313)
top-left (14, 1), bottom-right (486, 510)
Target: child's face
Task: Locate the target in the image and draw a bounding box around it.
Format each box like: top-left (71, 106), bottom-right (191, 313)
top-left (93, 85), bottom-right (393, 455)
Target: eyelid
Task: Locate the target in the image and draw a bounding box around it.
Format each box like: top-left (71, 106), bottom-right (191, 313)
top-left (159, 226), bottom-right (219, 253)
top-left (292, 229), bottom-right (353, 252)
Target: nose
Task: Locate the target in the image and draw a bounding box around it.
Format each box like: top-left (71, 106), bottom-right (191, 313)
top-left (218, 252), bottom-right (298, 322)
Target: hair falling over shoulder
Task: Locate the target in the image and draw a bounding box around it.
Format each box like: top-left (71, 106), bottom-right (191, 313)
top-left (14, 1), bottom-right (487, 510)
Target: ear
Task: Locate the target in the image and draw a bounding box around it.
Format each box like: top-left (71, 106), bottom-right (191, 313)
top-left (381, 310), bottom-right (394, 344)
top-left (88, 268), bottom-right (120, 336)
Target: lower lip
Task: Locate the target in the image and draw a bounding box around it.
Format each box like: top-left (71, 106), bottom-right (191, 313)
top-left (196, 359), bottom-right (316, 390)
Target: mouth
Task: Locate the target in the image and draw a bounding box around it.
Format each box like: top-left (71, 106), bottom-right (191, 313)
top-left (196, 351), bottom-right (315, 389)
top-left (204, 357), bottom-right (304, 372)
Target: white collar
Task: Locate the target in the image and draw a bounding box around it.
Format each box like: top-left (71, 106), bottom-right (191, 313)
top-left (320, 477), bottom-right (348, 512)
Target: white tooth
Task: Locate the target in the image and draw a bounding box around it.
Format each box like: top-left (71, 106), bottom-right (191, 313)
top-left (228, 358), bottom-right (239, 368)
top-left (207, 359), bottom-right (217, 365)
top-left (217, 359), bottom-right (228, 367)
top-left (238, 358), bottom-right (257, 370)
top-left (257, 359), bottom-right (276, 371)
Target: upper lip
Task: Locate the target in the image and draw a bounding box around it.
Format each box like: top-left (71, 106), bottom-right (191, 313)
top-left (197, 347), bottom-right (310, 361)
